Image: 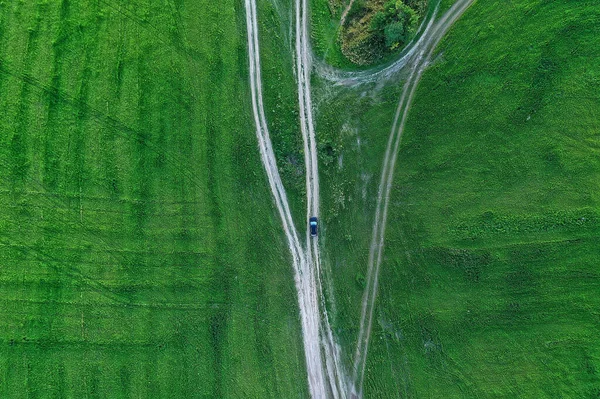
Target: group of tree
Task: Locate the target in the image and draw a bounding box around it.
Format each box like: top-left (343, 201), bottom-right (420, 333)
top-left (370, 1), bottom-right (419, 50)
top-left (338, 0), bottom-right (425, 65)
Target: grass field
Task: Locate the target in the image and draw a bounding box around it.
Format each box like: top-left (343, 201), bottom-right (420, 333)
top-left (0, 0), bottom-right (308, 397)
top-left (3, 0), bottom-right (599, 397)
top-left (311, 0), bottom-right (600, 397)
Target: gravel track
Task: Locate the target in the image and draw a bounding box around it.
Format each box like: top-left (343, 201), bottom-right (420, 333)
top-left (245, 0), bottom-right (350, 396)
top-left (313, 13), bottom-right (437, 87)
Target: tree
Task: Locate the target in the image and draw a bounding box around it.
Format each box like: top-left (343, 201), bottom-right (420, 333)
top-left (373, 0), bottom-right (418, 50)
top-left (384, 22), bottom-right (406, 49)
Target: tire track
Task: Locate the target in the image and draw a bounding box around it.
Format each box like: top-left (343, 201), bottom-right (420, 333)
top-left (244, 0), bottom-right (328, 397)
top-left (313, 12), bottom-right (437, 87)
top-left (296, 0), bottom-right (349, 395)
top-left (350, 1), bottom-right (475, 397)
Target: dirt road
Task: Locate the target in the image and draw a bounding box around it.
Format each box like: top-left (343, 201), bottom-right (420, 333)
top-left (350, 1), bottom-right (475, 397)
top-left (296, 0), bottom-right (350, 395)
top-left (313, 12), bottom-right (437, 87)
top-left (243, 0), bottom-right (474, 397)
top-left (244, 0), bottom-right (327, 397)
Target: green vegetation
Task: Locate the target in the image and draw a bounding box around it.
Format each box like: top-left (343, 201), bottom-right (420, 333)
top-left (3, 0), bottom-right (599, 396)
top-left (309, 0), bottom-right (427, 66)
top-left (0, 0), bottom-right (307, 397)
top-left (310, 0), bottom-right (428, 68)
top-left (370, 1), bottom-right (420, 50)
top-left (310, 0), bottom-right (462, 69)
top-left (313, 0), bottom-right (600, 396)
top-left (257, 0), bottom-right (308, 223)
top-left (340, 0), bottom-right (426, 65)
top-left (311, 0), bottom-right (360, 69)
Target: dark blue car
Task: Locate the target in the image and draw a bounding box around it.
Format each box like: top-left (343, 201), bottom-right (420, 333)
top-left (309, 217), bottom-right (318, 237)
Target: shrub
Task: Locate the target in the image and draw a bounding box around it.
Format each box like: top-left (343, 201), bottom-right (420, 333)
top-left (341, 0), bottom-right (424, 64)
top-left (370, 11), bottom-right (387, 32)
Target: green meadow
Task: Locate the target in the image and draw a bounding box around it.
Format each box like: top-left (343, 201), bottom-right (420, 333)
top-left (312, 0), bottom-right (600, 397)
top-left (2, 0), bottom-right (599, 397)
top-left (0, 0), bottom-right (307, 397)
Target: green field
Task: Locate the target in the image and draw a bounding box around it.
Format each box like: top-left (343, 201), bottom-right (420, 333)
top-left (2, 0), bottom-right (599, 397)
top-left (312, 0), bottom-right (600, 397)
top-left (0, 0), bottom-right (307, 397)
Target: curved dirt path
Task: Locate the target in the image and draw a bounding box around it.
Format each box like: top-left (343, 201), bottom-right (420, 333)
top-left (350, 0), bottom-right (475, 397)
top-left (313, 10), bottom-right (437, 87)
top-left (339, 0), bottom-right (356, 27)
top-left (244, 0), bottom-right (327, 397)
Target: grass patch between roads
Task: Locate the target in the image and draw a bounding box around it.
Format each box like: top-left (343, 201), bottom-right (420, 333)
top-left (314, 0), bottom-right (600, 396)
top-left (0, 0), bottom-right (307, 397)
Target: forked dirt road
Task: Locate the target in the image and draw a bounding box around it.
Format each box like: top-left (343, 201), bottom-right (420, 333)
top-left (244, 0), bottom-right (474, 397)
top-left (244, 0), bottom-right (327, 397)
top-left (246, 0), bottom-right (348, 397)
